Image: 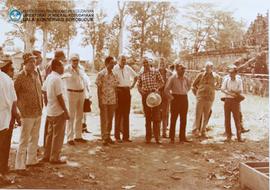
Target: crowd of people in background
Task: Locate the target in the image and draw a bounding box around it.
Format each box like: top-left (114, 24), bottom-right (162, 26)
top-left (0, 49), bottom-right (251, 184)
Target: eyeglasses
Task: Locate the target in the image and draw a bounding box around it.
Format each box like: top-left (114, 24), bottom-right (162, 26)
top-left (72, 59), bottom-right (79, 62)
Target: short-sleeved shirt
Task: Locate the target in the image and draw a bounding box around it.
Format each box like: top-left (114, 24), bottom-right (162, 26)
top-left (221, 75), bottom-right (243, 98)
top-left (113, 64), bottom-right (137, 87)
top-left (0, 71), bottom-right (17, 131)
top-left (137, 70), bottom-right (164, 94)
top-left (43, 71), bottom-right (66, 116)
top-left (96, 69), bottom-right (119, 105)
top-left (14, 70), bottom-right (43, 118)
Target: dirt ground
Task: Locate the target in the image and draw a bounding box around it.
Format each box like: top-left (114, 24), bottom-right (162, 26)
top-left (2, 74), bottom-right (269, 190)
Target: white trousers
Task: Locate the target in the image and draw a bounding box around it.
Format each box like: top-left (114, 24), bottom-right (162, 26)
top-left (15, 116), bottom-right (41, 170)
top-left (67, 91), bottom-right (85, 141)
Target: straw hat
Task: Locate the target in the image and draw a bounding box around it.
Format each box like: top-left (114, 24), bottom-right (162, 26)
top-left (146, 92), bottom-right (162, 108)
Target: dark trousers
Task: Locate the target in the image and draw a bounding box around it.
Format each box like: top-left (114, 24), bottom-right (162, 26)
top-left (115, 87), bottom-right (131, 140)
top-left (224, 98), bottom-right (241, 140)
top-left (0, 118), bottom-right (14, 174)
top-left (169, 94), bottom-right (188, 141)
top-left (44, 113), bottom-right (66, 162)
top-left (142, 94), bottom-right (161, 142)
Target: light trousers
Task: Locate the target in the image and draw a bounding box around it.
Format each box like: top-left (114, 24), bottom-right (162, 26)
top-left (67, 91), bottom-right (85, 141)
top-left (193, 99), bottom-right (213, 134)
top-left (15, 116), bottom-right (41, 170)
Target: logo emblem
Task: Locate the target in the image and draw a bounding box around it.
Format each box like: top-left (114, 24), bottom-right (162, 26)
top-left (9, 8), bottom-right (23, 22)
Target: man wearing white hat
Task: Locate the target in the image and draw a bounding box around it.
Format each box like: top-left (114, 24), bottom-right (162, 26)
top-left (221, 65), bottom-right (244, 142)
top-left (0, 59), bottom-right (20, 184)
top-left (63, 53), bottom-right (87, 145)
top-left (137, 58), bottom-right (164, 144)
top-left (192, 61), bottom-right (220, 137)
top-left (165, 63), bottom-right (191, 143)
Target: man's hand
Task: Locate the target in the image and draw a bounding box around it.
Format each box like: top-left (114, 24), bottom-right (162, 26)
top-left (63, 111), bottom-right (70, 120)
top-left (15, 113), bottom-right (21, 126)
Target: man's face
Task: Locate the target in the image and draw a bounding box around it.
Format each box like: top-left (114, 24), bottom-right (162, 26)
top-left (229, 71), bottom-right (236, 78)
top-left (159, 58), bottom-right (166, 69)
top-left (205, 65), bottom-right (213, 74)
top-left (35, 55), bottom-right (42, 66)
top-left (71, 58), bottom-right (79, 68)
top-left (143, 59), bottom-right (149, 69)
top-left (176, 66), bottom-right (185, 76)
top-left (119, 56), bottom-right (126, 67)
top-left (25, 59), bottom-right (35, 73)
top-left (57, 62), bottom-right (64, 75)
top-left (106, 59), bottom-right (115, 71)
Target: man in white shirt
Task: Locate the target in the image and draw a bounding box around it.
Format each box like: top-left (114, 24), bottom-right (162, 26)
top-left (113, 55), bottom-right (137, 142)
top-left (0, 60), bottom-right (20, 183)
top-left (41, 59), bottom-right (69, 164)
top-left (63, 53), bottom-right (87, 145)
top-left (221, 65), bottom-right (244, 142)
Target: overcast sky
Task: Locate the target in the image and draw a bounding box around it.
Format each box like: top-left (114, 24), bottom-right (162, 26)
top-left (0, 0), bottom-right (269, 60)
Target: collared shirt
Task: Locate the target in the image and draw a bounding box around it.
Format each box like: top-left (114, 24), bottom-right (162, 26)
top-left (113, 64), bottom-right (137, 87)
top-left (63, 64), bottom-right (85, 90)
top-left (35, 66), bottom-right (43, 85)
top-left (221, 74), bottom-right (243, 98)
top-left (192, 71), bottom-right (220, 102)
top-left (137, 70), bottom-right (164, 93)
top-left (14, 70), bottom-right (43, 118)
top-left (0, 71), bottom-right (17, 131)
top-left (43, 71), bottom-right (67, 116)
top-left (96, 69), bottom-right (119, 105)
top-left (164, 74), bottom-right (191, 96)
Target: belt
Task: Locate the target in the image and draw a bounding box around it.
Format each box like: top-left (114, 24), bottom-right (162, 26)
top-left (67, 89), bottom-right (84, 93)
top-left (117, 86), bottom-right (130, 89)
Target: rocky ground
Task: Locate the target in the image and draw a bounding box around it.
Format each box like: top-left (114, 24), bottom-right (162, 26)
top-left (1, 74), bottom-right (269, 190)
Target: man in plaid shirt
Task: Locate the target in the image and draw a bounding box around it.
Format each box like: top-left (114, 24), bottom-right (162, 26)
top-left (137, 58), bottom-right (164, 144)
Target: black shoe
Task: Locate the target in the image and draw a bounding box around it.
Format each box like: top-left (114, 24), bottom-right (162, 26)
top-left (74, 138), bottom-right (87, 143)
top-left (115, 139), bottom-right (123, 143)
top-left (15, 169), bottom-right (29, 176)
top-left (102, 141), bottom-right (109, 146)
top-left (39, 157), bottom-right (50, 163)
top-left (68, 140), bottom-right (75, 145)
top-left (26, 162), bottom-right (43, 168)
top-left (170, 140), bottom-right (175, 144)
top-left (145, 140), bottom-right (151, 144)
top-left (156, 141), bottom-right (162, 145)
top-left (108, 139), bottom-right (115, 144)
top-left (241, 129), bottom-right (250, 133)
top-left (123, 139), bottom-right (132, 143)
top-left (180, 138), bottom-right (192, 143)
top-left (223, 138), bottom-right (232, 143)
top-left (238, 138), bottom-right (245, 142)
top-left (0, 176), bottom-right (12, 186)
top-left (50, 160), bottom-right (66, 165)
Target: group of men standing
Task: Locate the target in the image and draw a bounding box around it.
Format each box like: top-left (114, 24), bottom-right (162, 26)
top-left (0, 51), bottom-right (248, 184)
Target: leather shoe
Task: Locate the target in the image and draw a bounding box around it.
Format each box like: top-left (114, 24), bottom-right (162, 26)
top-left (74, 138), bottom-right (87, 143)
top-left (50, 160), bottom-right (66, 165)
top-left (115, 139), bottom-right (123, 143)
top-left (68, 140), bottom-right (75, 145)
top-left (26, 162), bottom-right (43, 168)
top-left (123, 139), bottom-right (132, 143)
top-left (241, 129), bottom-right (250, 133)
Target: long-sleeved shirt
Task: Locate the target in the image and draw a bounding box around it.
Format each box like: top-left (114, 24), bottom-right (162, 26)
top-left (192, 71), bottom-right (220, 102)
top-left (164, 74), bottom-right (191, 99)
top-left (221, 75), bottom-right (243, 98)
top-left (63, 64), bottom-right (85, 91)
top-left (14, 70), bottom-right (43, 118)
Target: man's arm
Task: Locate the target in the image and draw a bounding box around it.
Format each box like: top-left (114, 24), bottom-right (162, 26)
top-left (56, 94), bottom-right (69, 119)
top-left (164, 76), bottom-right (174, 101)
top-left (12, 101), bottom-right (21, 126)
top-left (191, 73), bottom-right (202, 96)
